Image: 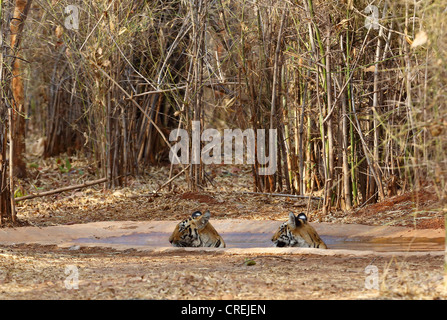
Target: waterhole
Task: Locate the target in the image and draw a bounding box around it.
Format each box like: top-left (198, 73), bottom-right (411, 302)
top-left (74, 232), bottom-right (444, 252)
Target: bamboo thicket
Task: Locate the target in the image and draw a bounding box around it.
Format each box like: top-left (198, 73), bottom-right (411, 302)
top-left (13, 0), bottom-right (447, 210)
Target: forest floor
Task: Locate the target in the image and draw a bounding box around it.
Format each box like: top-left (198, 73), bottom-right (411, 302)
top-left (0, 154), bottom-right (445, 300)
top-left (0, 244), bottom-right (444, 300)
top-left (13, 155), bottom-right (445, 229)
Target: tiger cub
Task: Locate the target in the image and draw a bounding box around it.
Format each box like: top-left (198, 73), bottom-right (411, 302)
top-left (169, 210), bottom-right (225, 248)
top-left (272, 212), bottom-right (327, 249)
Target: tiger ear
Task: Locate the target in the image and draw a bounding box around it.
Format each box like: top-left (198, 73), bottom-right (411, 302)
top-left (287, 212), bottom-right (297, 229)
top-left (196, 210), bottom-right (210, 230)
top-left (297, 213), bottom-right (307, 222)
top-left (191, 210), bottom-right (202, 218)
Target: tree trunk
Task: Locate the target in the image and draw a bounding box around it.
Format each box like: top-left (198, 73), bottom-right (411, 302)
top-left (0, 113), bottom-right (12, 225)
top-left (9, 0), bottom-right (33, 179)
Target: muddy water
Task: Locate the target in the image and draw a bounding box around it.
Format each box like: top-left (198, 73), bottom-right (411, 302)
top-left (323, 235), bottom-right (444, 252)
top-left (74, 232), bottom-right (445, 252)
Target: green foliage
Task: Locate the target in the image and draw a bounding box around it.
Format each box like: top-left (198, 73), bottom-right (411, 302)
top-left (57, 158), bottom-right (72, 174)
top-left (14, 187), bottom-right (26, 198)
top-left (243, 258), bottom-right (256, 266)
top-left (28, 163), bottom-right (39, 169)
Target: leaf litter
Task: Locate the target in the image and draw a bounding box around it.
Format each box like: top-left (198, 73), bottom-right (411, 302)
top-left (15, 155), bottom-right (445, 229)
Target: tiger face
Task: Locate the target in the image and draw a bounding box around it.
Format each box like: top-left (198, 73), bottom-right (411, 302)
top-left (271, 212), bottom-right (327, 249)
top-left (169, 210), bottom-right (225, 248)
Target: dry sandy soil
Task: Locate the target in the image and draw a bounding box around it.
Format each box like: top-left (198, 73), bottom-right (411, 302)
top-left (0, 245), bottom-right (444, 300)
top-left (0, 162), bottom-right (445, 300)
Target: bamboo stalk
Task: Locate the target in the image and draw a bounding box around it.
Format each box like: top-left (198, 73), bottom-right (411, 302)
top-left (325, 26), bottom-right (334, 213)
top-left (369, 2), bottom-right (388, 203)
top-left (298, 74), bottom-right (309, 195)
top-left (341, 90), bottom-right (352, 210)
top-left (281, 65), bottom-right (294, 193)
top-left (343, 17), bottom-right (358, 206)
top-left (270, 8), bottom-right (287, 131)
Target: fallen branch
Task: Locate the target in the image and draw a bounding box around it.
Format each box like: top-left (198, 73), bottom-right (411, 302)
top-left (15, 177), bottom-right (108, 202)
top-left (241, 191), bottom-right (323, 201)
top-left (154, 164), bottom-right (191, 193)
top-left (126, 193), bottom-right (163, 199)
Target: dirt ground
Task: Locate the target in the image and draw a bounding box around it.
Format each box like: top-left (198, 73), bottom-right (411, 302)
top-left (0, 245), bottom-right (444, 300)
top-left (1, 160), bottom-right (446, 300)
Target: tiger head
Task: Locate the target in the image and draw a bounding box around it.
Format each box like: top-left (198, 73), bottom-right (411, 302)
top-left (169, 210), bottom-right (225, 248)
top-left (271, 212), bottom-right (327, 249)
